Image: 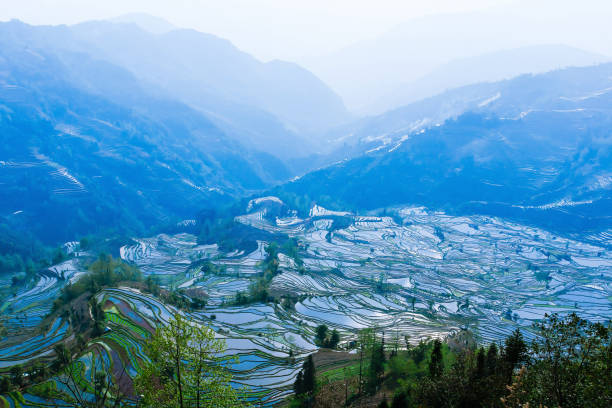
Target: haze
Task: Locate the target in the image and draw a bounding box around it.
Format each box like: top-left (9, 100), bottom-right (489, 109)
top-left (2, 1), bottom-right (611, 60)
top-left (0, 0), bottom-right (514, 60)
top-left (2, 0), bottom-right (612, 110)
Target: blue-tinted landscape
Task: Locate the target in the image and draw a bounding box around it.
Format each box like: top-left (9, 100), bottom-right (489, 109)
top-left (0, 2), bottom-right (611, 407)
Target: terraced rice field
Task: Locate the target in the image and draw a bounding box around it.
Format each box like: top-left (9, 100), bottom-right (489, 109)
top-left (0, 259), bottom-right (85, 370)
top-left (1, 198), bottom-right (610, 406)
top-left (116, 199), bottom-right (612, 402)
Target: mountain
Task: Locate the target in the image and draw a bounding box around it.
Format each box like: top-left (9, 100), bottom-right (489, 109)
top-left (320, 59), bottom-right (612, 158)
top-left (303, 10), bottom-right (612, 111)
top-left (109, 13), bottom-right (177, 34)
top-left (368, 45), bottom-right (609, 115)
top-left (0, 19), bottom-right (349, 157)
top-left (274, 64), bottom-right (612, 236)
top-left (0, 33), bottom-right (290, 244)
top-left (69, 21), bottom-right (348, 134)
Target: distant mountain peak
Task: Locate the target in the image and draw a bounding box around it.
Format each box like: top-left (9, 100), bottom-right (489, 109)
top-left (109, 13), bottom-right (176, 34)
top-left (365, 44), bottom-right (610, 115)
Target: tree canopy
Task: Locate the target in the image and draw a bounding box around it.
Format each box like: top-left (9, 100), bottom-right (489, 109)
top-left (135, 314), bottom-right (246, 408)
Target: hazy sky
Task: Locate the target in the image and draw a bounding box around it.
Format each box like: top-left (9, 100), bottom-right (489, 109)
top-left (0, 0), bottom-right (524, 60)
top-left (0, 0), bottom-right (612, 76)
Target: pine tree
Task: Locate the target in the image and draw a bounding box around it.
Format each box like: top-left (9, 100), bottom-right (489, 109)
top-left (293, 370), bottom-right (304, 395)
top-left (391, 392), bottom-right (409, 408)
top-left (329, 329), bottom-right (340, 348)
top-left (428, 339), bottom-right (444, 379)
top-left (0, 376), bottom-right (9, 393)
top-left (378, 398), bottom-right (389, 408)
top-left (503, 328), bottom-right (528, 381)
top-left (302, 355), bottom-right (316, 395)
top-left (486, 342), bottom-right (499, 376)
top-left (315, 324), bottom-right (328, 346)
top-left (475, 347), bottom-right (486, 379)
top-left (367, 340), bottom-right (385, 394)
top-left (10, 365), bottom-right (23, 388)
top-left (293, 355), bottom-right (316, 407)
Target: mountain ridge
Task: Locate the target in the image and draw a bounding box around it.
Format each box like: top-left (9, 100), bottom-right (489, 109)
top-left (0, 19), bottom-right (349, 158)
top-left (303, 9), bottom-right (612, 111)
top-left (0, 39), bottom-right (291, 243)
top-left (272, 63), bottom-right (612, 237)
top-left (366, 44), bottom-right (610, 115)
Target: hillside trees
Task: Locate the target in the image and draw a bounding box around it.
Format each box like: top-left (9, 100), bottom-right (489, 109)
top-left (357, 328), bottom-right (376, 396)
top-left (428, 339), bottom-right (444, 379)
top-left (502, 328), bottom-right (528, 382)
top-left (54, 254), bottom-right (142, 310)
top-left (510, 313), bottom-right (612, 408)
top-left (135, 314), bottom-right (244, 408)
top-left (46, 342), bottom-right (128, 407)
top-left (310, 313), bottom-right (610, 408)
top-left (293, 355), bottom-right (316, 407)
top-left (234, 242), bottom-right (281, 305)
top-left (314, 325), bottom-right (340, 349)
top-left (366, 339), bottom-right (386, 394)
